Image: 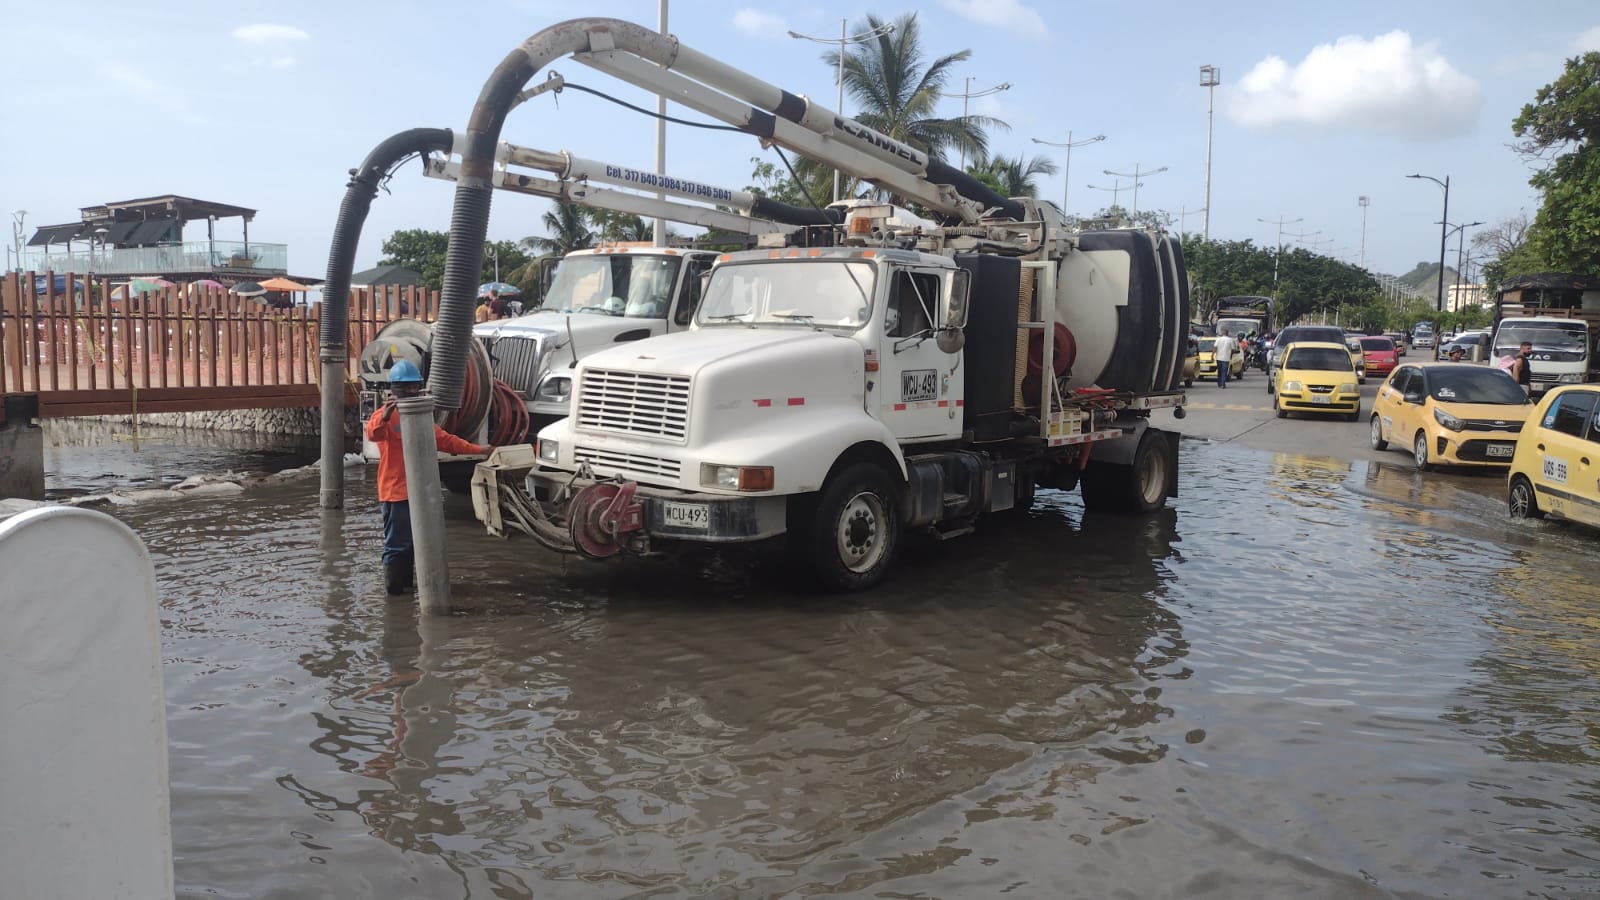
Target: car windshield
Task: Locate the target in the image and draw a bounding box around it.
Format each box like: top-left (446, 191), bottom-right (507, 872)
top-left (1198, 338), bottom-right (1217, 352)
top-left (697, 260), bottom-right (875, 330)
top-left (1427, 367), bottom-right (1526, 404)
top-left (542, 254), bottom-right (681, 319)
top-left (1360, 337), bottom-right (1394, 352)
top-left (1494, 322), bottom-right (1588, 353)
top-left (1285, 347), bottom-right (1353, 371)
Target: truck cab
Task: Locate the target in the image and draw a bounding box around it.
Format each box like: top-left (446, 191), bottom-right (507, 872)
top-left (473, 245), bottom-right (718, 428)
top-left (1491, 317), bottom-right (1599, 396)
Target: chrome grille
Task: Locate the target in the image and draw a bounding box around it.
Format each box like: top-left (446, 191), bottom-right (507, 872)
top-left (1308, 384), bottom-right (1334, 394)
top-left (574, 446), bottom-right (682, 480)
top-left (486, 335), bottom-right (545, 397)
top-left (577, 369), bottom-right (691, 441)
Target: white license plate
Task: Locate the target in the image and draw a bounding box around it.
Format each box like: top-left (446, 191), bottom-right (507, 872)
top-left (662, 501), bottom-right (710, 529)
top-left (1486, 443), bottom-right (1515, 458)
top-left (1313, 395), bottom-right (1331, 405)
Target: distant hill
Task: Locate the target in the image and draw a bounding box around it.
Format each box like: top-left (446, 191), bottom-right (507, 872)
top-left (1399, 261), bottom-right (1461, 301)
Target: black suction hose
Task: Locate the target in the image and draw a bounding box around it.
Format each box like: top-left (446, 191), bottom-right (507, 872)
top-left (926, 160), bottom-right (1026, 222)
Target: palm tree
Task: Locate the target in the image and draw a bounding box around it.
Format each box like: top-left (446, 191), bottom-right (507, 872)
top-left (520, 202), bottom-right (595, 256)
top-left (971, 153), bottom-right (1059, 198)
top-left (824, 13), bottom-right (1005, 168)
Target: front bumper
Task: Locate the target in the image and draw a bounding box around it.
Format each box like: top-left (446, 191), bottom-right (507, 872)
top-left (529, 469), bottom-right (789, 543)
top-left (1278, 391), bottom-right (1359, 414)
top-left (1431, 431), bottom-right (1520, 467)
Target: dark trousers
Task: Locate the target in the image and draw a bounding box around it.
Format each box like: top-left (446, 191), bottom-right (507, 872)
top-left (1216, 360), bottom-right (1231, 387)
top-left (380, 500), bottom-right (414, 570)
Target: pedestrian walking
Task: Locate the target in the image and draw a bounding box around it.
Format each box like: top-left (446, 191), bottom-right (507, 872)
top-left (1509, 341), bottom-right (1534, 397)
top-left (1213, 332), bottom-right (1236, 388)
top-left (364, 360), bottom-right (489, 596)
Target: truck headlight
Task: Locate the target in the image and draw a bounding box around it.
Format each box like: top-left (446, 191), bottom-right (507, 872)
top-left (1433, 408), bottom-right (1464, 431)
top-left (1558, 373), bottom-right (1583, 383)
top-left (537, 438), bottom-right (560, 463)
top-left (534, 374), bottom-right (572, 402)
top-left (700, 463), bottom-right (774, 491)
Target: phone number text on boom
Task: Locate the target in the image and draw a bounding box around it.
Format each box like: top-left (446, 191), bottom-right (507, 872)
top-left (606, 166), bottom-right (733, 202)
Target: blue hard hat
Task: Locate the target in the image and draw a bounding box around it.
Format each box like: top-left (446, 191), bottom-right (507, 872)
top-left (388, 359), bottom-right (423, 383)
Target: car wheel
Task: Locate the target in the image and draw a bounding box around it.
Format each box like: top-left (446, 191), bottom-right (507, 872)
top-left (1369, 415), bottom-right (1388, 450)
top-left (1508, 475), bottom-right (1543, 520)
top-left (1185, 378), bottom-right (1193, 387)
top-left (1412, 432), bottom-right (1431, 472)
top-left (1275, 396), bottom-right (1287, 419)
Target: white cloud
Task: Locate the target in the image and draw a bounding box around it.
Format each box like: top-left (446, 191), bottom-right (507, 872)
top-left (231, 23), bottom-right (309, 44)
top-left (731, 10), bottom-right (787, 38)
top-left (1226, 31), bottom-right (1481, 140)
top-left (1574, 26), bottom-right (1600, 53)
top-left (939, 0), bottom-right (1049, 41)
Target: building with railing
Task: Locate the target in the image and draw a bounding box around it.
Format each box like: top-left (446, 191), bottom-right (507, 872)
top-left (15, 195), bottom-right (293, 282)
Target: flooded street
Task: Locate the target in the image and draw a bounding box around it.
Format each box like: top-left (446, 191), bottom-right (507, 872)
top-left (100, 439), bottom-right (1600, 898)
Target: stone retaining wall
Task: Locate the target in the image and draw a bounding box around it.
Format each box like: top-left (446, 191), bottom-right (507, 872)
top-left (80, 406), bottom-right (361, 436)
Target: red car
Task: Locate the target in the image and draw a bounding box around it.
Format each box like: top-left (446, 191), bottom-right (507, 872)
top-left (1359, 336), bottom-right (1399, 377)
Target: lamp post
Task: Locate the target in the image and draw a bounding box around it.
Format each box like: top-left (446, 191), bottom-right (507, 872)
top-left (1199, 65), bottom-right (1220, 240)
top-left (1102, 163), bottom-right (1167, 215)
top-left (1031, 132), bottom-right (1105, 217)
top-left (1406, 173), bottom-right (1450, 313)
top-left (654, 0), bottom-right (668, 247)
top-left (1442, 219), bottom-right (1482, 311)
top-left (1357, 195), bottom-right (1370, 269)
top-left (789, 18), bottom-right (897, 202)
top-left (949, 77), bottom-right (1010, 169)
top-left (1086, 178), bottom-right (1141, 211)
top-left (10, 210), bottom-right (25, 274)
top-left (1258, 214), bottom-right (1303, 303)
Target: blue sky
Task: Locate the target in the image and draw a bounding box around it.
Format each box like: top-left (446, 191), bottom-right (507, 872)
top-left (2, 1), bottom-right (1594, 284)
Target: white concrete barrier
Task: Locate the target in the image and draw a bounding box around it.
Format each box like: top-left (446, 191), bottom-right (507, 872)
top-left (0, 506), bottom-right (173, 899)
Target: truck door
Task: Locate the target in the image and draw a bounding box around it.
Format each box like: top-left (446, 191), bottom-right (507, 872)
top-left (671, 254), bottom-right (714, 331)
top-left (875, 266), bottom-right (963, 442)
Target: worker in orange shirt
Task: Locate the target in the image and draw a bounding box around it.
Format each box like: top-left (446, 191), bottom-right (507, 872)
top-left (365, 359), bottom-right (488, 595)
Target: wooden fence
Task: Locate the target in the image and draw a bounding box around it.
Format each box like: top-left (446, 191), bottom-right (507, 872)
top-left (0, 272), bottom-right (441, 418)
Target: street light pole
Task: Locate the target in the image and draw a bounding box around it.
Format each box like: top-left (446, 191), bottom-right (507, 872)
top-left (1257, 214), bottom-right (1303, 303)
top-left (1358, 195), bottom-right (1370, 269)
top-left (1199, 65), bottom-right (1220, 240)
top-left (789, 19), bottom-right (897, 203)
top-left (1406, 173), bottom-right (1450, 313)
top-left (1031, 132), bottom-right (1105, 216)
top-left (951, 77), bottom-right (1011, 169)
top-left (654, 0), bottom-right (668, 247)
top-left (1102, 163), bottom-right (1168, 215)
top-left (1441, 219), bottom-right (1483, 311)
top-left (1087, 178), bottom-right (1141, 210)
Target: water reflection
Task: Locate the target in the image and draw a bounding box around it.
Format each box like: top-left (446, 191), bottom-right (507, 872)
top-left (42, 418), bottom-right (317, 498)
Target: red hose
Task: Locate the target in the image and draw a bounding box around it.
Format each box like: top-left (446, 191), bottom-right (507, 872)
top-left (487, 378), bottom-right (531, 445)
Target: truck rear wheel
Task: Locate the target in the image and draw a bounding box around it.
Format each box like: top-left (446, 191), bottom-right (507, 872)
top-left (1080, 430), bottom-right (1171, 514)
top-left (805, 463), bottom-right (900, 593)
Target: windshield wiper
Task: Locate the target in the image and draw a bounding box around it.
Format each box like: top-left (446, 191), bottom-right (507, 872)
top-left (703, 313), bottom-right (749, 321)
top-left (770, 313), bottom-right (816, 322)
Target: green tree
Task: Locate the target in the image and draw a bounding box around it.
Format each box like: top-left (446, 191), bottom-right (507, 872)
top-left (521, 202), bottom-right (595, 257)
top-left (969, 152), bottom-right (1058, 198)
top-left (821, 12), bottom-right (1005, 202)
top-left (1513, 52), bottom-right (1600, 274)
top-left (378, 229), bottom-right (451, 290)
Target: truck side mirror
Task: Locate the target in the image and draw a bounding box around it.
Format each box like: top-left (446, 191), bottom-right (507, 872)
top-left (942, 270), bottom-right (970, 330)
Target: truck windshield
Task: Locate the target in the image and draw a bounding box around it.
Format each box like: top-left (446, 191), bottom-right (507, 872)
top-left (697, 260), bottom-right (875, 330)
top-left (541, 254), bottom-right (681, 319)
top-left (1494, 322), bottom-right (1588, 354)
top-left (1215, 318), bottom-right (1257, 337)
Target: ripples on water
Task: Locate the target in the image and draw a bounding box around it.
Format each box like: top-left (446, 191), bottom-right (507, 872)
top-left (108, 442), bottom-right (1599, 898)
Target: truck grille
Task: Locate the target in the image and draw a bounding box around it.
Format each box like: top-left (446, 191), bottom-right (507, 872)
top-left (487, 335), bottom-right (543, 397)
top-left (574, 446), bottom-right (682, 480)
top-left (577, 369), bottom-right (691, 441)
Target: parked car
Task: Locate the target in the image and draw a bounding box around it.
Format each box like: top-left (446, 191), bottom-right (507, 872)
top-left (1273, 342), bottom-right (1362, 421)
top-left (1267, 325), bottom-right (1349, 391)
top-left (1370, 362), bottom-right (1532, 470)
top-left (1345, 335), bottom-right (1368, 384)
top-left (1436, 330), bottom-right (1489, 361)
top-left (1507, 385), bottom-right (1600, 527)
top-left (1359, 335), bottom-right (1399, 377)
top-left (1182, 337), bottom-right (1199, 387)
top-left (1196, 336), bottom-right (1245, 381)
top-left (1384, 332), bottom-right (1408, 357)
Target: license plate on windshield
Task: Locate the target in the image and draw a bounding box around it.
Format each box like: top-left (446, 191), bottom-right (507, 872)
top-left (1313, 395), bottom-right (1331, 405)
top-left (1486, 443), bottom-right (1515, 458)
top-left (662, 501), bottom-right (710, 529)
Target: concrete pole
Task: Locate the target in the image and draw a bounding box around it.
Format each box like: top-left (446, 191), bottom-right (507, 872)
top-left (318, 356), bottom-right (346, 509)
top-left (834, 18), bottom-right (846, 202)
top-left (654, 0), bottom-right (669, 247)
top-left (398, 395), bottom-right (451, 614)
top-left (1203, 80), bottom-right (1214, 240)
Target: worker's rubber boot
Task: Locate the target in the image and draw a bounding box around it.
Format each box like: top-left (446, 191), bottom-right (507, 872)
top-left (384, 562), bottom-right (408, 596)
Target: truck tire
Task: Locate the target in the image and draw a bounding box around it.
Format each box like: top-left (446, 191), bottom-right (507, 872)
top-left (805, 463), bottom-right (900, 592)
top-left (1080, 430), bottom-right (1171, 514)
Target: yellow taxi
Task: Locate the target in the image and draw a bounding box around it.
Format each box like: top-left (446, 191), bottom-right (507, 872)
top-left (1273, 341), bottom-right (1361, 420)
top-left (1344, 336), bottom-right (1367, 384)
top-left (1196, 336), bottom-right (1245, 381)
top-left (1182, 337), bottom-right (1199, 387)
top-left (1370, 362), bottom-right (1532, 470)
top-left (1507, 385), bottom-right (1600, 527)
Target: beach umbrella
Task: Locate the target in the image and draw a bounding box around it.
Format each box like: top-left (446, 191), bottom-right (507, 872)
top-left (259, 276), bottom-right (309, 291)
top-left (130, 277), bottom-right (173, 294)
top-left (478, 282), bottom-right (520, 297)
top-left (191, 279), bottom-right (226, 291)
top-left (230, 281), bottom-right (267, 297)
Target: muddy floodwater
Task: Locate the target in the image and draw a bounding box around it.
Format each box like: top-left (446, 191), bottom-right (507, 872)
top-left (96, 440), bottom-right (1599, 898)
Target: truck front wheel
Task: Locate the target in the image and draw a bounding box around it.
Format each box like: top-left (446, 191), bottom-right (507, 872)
top-left (805, 463), bottom-right (901, 592)
top-left (1080, 430), bottom-right (1172, 514)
